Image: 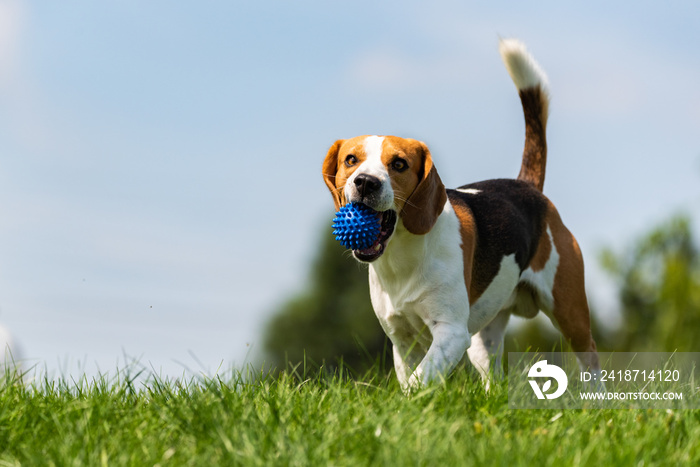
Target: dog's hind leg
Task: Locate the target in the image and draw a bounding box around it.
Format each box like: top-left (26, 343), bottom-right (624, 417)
top-left (467, 310), bottom-right (510, 390)
top-left (544, 209), bottom-right (602, 382)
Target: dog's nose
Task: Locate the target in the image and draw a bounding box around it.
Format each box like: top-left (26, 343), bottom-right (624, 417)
top-left (354, 174), bottom-right (381, 197)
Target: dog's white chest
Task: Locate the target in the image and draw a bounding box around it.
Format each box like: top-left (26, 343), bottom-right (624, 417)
top-left (367, 206), bottom-right (470, 347)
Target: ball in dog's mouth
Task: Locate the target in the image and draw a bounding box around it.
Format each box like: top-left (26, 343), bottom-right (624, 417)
top-left (353, 210), bottom-right (397, 262)
top-left (332, 202), bottom-right (382, 250)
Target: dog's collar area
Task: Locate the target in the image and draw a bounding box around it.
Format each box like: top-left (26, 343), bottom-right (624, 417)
top-left (353, 210), bottom-right (397, 262)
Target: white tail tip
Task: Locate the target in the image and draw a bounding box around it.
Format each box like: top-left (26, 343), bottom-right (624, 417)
top-left (499, 39), bottom-right (549, 91)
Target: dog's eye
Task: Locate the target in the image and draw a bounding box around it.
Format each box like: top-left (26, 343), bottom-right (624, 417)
top-left (345, 155), bottom-right (358, 167)
top-left (391, 158), bottom-right (408, 172)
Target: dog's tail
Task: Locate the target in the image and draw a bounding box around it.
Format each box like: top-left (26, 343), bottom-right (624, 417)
top-left (499, 39), bottom-right (550, 192)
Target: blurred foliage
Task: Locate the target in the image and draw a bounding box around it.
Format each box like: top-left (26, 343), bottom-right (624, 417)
top-left (599, 214), bottom-right (700, 351)
top-left (263, 228), bottom-right (391, 374)
top-left (264, 213), bottom-right (700, 375)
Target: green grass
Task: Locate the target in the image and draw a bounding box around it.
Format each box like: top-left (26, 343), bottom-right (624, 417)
top-left (1, 364), bottom-right (699, 466)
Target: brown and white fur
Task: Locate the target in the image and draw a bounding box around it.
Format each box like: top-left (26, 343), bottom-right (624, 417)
top-left (322, 39), bottom-right (601, 392)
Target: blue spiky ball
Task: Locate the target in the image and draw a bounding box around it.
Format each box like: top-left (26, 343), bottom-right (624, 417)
top-left (332, 202), bottom-right (381, 250)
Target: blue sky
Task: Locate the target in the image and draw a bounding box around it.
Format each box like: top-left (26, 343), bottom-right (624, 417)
top-left (0, 1), bottom-right (698, 378)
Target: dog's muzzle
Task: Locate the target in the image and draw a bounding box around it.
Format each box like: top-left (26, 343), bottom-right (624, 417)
top-left (352, 173), bottom-right (386, 208)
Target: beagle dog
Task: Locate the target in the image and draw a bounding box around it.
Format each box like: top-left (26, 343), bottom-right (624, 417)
top-left (322, 39), bottom-right (601, 392)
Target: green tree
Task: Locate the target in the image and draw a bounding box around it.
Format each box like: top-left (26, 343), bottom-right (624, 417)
top-left (263, 228), bottom-right (390, 374)
top-left (600, 214), bottom-right (700, 351)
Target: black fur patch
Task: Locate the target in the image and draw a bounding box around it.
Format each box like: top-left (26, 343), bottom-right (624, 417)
top-left (447, 179), bottom-right (548, 291)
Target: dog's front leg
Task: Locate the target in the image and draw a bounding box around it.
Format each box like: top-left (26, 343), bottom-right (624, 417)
top-left (391, 343), bottom-right (423, 391)
top-left (407, 322), bottom-right (471, 390)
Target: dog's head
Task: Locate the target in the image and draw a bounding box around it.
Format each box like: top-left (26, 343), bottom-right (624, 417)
top-left (322, 135), bottom-right (446, 262)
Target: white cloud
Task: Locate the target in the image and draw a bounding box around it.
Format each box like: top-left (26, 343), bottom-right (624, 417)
top-left (0, 0), bottom-right (24, 88)
top-left (345, 48), bottom-right (487, 92)
top-left (347, 48), bottom-right (417, 91)
top-left (0, 0), bottom-right (54, 155)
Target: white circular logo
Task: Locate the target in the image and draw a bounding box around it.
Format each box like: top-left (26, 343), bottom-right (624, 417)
top-left (528, 360), bottom-right (568, 400)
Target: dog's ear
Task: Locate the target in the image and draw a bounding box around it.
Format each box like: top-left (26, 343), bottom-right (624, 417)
top-left (322, 139), bottom-right (345, 210)
top-left (400, 142), bottom-right (447, 235)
